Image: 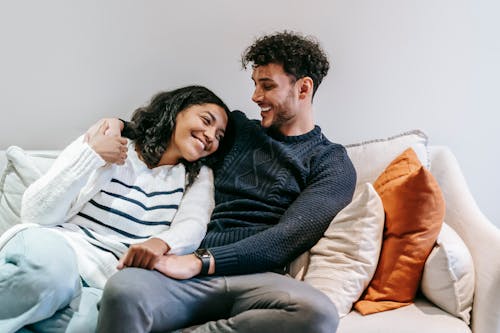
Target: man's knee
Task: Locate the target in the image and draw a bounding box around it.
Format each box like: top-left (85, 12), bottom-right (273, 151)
top-left (295, 291), bottom-right (339, 333)
top-left (99, 270), bottom-right (141, 312)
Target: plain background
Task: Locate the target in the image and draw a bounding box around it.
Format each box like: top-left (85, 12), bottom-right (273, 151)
top-left (0, 0), bottom-right (498, 227)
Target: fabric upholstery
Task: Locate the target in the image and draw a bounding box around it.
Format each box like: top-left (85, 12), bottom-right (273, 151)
top-left (354, 148), bottom-right (445, 314)
top-left (0, 146), bottom-right (57, 234)
top-left (421, 222), bottom-right (474, 324)
top-left (290, 183), bottom-right (384, 317)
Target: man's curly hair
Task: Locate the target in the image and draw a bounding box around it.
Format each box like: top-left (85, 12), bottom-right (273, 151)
top-left (241, 31), bottom-right (330, 97)
top-left (123, 85), bottom-right (230, 186)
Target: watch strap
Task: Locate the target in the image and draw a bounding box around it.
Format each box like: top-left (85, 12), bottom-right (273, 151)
top-left (194, 248), bottom-right (211, 275)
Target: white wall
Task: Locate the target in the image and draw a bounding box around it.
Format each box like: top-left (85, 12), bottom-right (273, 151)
top-left (1, 0), bottom-right (498, 226)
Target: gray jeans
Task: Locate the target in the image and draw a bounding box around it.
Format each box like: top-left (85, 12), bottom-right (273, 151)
top-left (97, 268), bottom-right (338, 333)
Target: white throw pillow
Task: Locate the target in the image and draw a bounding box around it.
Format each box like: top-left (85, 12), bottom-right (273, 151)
top-left (290, 183), bottom-right (384, 317)
top-left (0, 146), bottom-right (58, 234)
top-left (346, 130), bottom-right (428, 195)
top-left (421, 223), bottom-right (474, 324)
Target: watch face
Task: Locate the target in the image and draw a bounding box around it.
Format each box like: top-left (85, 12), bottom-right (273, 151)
top-left (195, 248), bottom-right (211, 258)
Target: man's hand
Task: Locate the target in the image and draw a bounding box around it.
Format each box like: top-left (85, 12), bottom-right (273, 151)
top-left (154, 253), bottom-right (215, 280)
top-left (154, 254), bottom-right (202, 280)
top-left (117, 238), bottom-right (170, 270)
top-left (86, 120), bottom-right (128, 165)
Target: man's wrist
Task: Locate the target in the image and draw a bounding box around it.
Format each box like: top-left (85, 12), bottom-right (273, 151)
top-left (194, 248), bottom-right (212, 275)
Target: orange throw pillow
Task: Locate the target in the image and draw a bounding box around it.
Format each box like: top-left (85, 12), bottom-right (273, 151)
top-left (354, 148), bottom-right (445, 315)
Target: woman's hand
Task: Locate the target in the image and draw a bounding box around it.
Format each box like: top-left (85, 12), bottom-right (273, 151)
top-left (86, 120), bottom-right (128, 164)
top-left (117, 238), bottom-right (170, 270)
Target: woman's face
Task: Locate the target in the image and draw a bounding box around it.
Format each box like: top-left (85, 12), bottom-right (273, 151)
top-left (167, 103), bottom-right (228, 163)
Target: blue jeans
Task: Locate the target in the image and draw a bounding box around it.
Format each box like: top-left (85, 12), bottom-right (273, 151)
top-left (97, 268), bottom-right (339, 333)
top-left (0, 227), bottom-right (100, 333)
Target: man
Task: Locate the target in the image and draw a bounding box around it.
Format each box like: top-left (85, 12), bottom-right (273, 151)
top-left (97, 31), bottom-right (356, 333)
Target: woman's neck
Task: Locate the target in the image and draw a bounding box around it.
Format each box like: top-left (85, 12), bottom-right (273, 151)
top-left (135, 144), bottom-right (179, 168)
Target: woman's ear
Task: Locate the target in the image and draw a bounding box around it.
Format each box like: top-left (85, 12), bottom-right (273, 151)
top-left (298, 77), bottom-right (314, 100)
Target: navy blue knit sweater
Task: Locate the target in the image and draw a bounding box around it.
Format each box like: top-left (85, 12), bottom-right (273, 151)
top-left (201, 111), bottom-right (356, 275)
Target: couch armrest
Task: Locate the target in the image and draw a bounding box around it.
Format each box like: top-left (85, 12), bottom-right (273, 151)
top-left (429, 146), bottom-right (500, 333)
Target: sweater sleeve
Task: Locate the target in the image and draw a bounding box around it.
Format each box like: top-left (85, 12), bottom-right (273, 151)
top-left (154, 166), bottom-right (214, 255)
top-left (21, 135), bottom-right (106, 226)
top-left (209, 146), bottom-right (357, 275)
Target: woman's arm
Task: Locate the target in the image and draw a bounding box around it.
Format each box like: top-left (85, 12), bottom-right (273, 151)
top-left (117, 166), bottom-right (215, 270)
top-left (21, 122), bottom-right (127, 226)
top-left (21, 136), bottom-right (106, 226)
top-left (156, 166), bottom-right (214, 254)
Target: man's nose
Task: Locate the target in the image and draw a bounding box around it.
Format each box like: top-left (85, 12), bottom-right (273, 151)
top-left (252, 88), bottom-right (263, 103)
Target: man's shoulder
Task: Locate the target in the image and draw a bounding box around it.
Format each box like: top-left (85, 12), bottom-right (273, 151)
top-left (230, 110), bottom-right (259, 125)
top-left (308, 134), bottom-right (354, 172)
top-left (311, 129), bottom-right (348, 156)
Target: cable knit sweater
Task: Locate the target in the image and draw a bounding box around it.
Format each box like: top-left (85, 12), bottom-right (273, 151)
top-left (202, 111), bottom-right (357, 275)
top-left (20, 136), bottom-right (214, 288)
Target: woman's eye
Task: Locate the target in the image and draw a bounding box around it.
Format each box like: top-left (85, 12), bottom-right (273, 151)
top-left (201, 116), bottom-right (210, 124)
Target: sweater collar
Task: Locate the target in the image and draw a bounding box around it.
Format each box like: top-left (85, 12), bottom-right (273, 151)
top-left (266, 125), bottom-right (322, 143)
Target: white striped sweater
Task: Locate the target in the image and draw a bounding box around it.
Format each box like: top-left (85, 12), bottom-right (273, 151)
top-left (21, 136), bottom-right (214, 288)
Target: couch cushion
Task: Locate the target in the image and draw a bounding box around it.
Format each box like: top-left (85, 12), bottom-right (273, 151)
top-left (346, 130), bottom-right (428, 195)
top-left (421, 223), bottom-right (474, 324)
top-left (289, 183), bottom-right (384, 317)
top-left (0, 146), bottom-right (58, 234)
top-left (354, 148), bottom-right (445, 314)
top-left (339, 298), bottom-right (471, 333)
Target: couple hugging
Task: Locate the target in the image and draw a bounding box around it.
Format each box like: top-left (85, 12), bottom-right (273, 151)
top-left (0, 31), bottom-right (356, 333)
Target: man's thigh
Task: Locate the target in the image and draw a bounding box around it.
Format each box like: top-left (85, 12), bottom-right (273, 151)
top-left (98, 268), bottom-right (231, 332)
top-left (183, 272), bottom-right (339, 333)
top-left (226, 272), bottom-right (328, 314)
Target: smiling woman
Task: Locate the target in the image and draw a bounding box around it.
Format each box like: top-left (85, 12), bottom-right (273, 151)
top-left (168, 103), bottom-right (227, 164)
top-left (0, 85), bottom-right (230, 333)
top-left (123, 86), bottom-right (230, 185)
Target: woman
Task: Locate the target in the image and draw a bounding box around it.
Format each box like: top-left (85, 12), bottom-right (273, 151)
top-left (0, 85), bottom-right (230, 333)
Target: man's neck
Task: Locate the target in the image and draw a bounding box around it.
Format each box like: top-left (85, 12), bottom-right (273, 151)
top-left (278, 122), bottom-right (315, 136)
top-left (277, 106), bottom-right (315, 136)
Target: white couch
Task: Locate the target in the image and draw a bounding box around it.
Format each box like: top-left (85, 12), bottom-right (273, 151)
top-left (337, 144), bottom-right (500, 333)
top-left (1, 130), bottom-right (499, 333)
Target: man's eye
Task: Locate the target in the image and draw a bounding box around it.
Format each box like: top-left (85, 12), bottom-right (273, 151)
top-left (263, 85), bottom-right (273, 91)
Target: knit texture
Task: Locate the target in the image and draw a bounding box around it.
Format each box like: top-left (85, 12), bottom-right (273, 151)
top-left (202, 111), bottom-right (357, 275)
top-left (21, 136), bottom-right (214, 288)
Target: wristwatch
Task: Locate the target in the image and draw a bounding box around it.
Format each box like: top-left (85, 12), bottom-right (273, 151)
top-left (194, 248), bottom-right (212, 275)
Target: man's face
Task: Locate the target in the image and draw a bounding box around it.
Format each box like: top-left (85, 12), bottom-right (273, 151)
top-left (251, 63), bottom-right (300, 129)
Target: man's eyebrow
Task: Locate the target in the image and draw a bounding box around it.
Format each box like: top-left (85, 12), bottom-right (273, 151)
top-left (255, 77), bottom-right (274, 83)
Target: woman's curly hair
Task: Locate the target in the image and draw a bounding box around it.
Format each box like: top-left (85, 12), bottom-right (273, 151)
top-left (122, 85), bottom-right (231, 186)
top-left (241, 31), bottom-right (330, 97)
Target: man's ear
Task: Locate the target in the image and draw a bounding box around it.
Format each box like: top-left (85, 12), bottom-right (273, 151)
top-left (298, 77), bottom-right (314, 100)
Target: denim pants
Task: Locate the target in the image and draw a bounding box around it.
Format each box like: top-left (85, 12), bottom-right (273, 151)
top-left (0, 227), bottom-right (101, 333)
top-left (98, 268), bottom-right (339, 333)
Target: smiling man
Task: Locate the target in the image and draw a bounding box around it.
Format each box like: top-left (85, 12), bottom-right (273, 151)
top-left (97, 31), bottom-right (357, 333)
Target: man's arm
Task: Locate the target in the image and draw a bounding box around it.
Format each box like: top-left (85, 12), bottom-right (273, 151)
top-left (154, 146), bottom-right (356, 279)
top-left (208, 146), bottom-right (357, 275)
